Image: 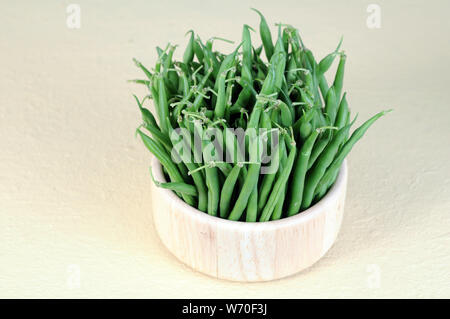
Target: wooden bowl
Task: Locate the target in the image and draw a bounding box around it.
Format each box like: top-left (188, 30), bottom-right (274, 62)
top-left (150, 157), bottom-right (347, 282)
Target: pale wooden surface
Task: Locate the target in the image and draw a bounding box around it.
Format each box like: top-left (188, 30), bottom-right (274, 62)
top-left (151, 158), bottom-right (347, 282)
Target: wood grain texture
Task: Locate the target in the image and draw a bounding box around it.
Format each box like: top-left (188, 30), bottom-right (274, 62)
top-left (151, 158), bottom-right (347, 282)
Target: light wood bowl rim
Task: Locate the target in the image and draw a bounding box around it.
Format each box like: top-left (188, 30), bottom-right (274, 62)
top-left (151, 157), bottom-right (347, 230)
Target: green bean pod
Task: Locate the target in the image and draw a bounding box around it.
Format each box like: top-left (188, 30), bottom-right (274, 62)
top-left (316, 110), bottom-right (391, 192)
top-left (202, 140), bottom-right (220, 216)
top-left (260, 139), bottom-right (296, 222)
top-left (133, 58), bottom-right (153, 79)
top-left (286, 55), bottom-right (297, 85)
top-left (301, 123), bottom-right (353, 209)
top-left (333, 53), bottom-right (346, 101)
top-left (299, 122), bottom-right (312, 141)
top-left (270, 139), bottom-right (288, 220)
top-left (335, 93), bottom-right (349, 130)
top-left (150, 167), bottom-right (197, 196)
top-left (271, 184), bottom-right (285, 220)
top-left (214, 71), bottom-right (227, 119)
top-left (137, 129), bottom-right (195, 206)
top-left (246, 181), bottom-right (259, 222)
top-left (318, 74), bottom-right (329, 101)
top-left (251, 8), bottom-right (274, 61)
top-left (157, 75), bottom-right (170, 134)
top-left (279, 101), bottom-right (292, 127)
top-left (287, 129), bottom-right (320, 215)
top-left (219, 164), bottom-right (241, 218)
top-left (161, 45), bottom-right (178, 93)
top-left (167, 120), bottom-right (208, 212)
top-left (228, 163), bottom-right (261, 221)
top-left (325, 86), bottom-right (338, 126)
top-left (317, 37), bottom-right (343, 74)
top-left (183, 31), bottom-right (195, 65)
top-left (134, 95), bottom-right (159, 128)
top-left (193, 39), bottom-right (204, 64)
top-left (190, 68), bottom-right (213, 111)
top-left (308, 130), bottom-right (331, 170)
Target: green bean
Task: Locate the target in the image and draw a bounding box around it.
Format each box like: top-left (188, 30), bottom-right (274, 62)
top-left (168, 121), bottom-right (208, 211)
top-left (232, 67), bottom-right (253, 111)
top-left (257, 134), bottom-right (282, 214)
top-left (228, 163), bottom-right (261, 221)
top-left (219, 164), bottom-right (241, 218)
top-left (186, 162), bottom-right (208, 212)
top-left (246, 182), bottom-right (259, 222)
top-left (282, 28), bottom-right (290, 53)
top-left (230, 25), bottom-right (254, 114)
top-left (286, 55), bottom-right (297, 85)
top-left (249, 51), bottom-right (284, 131)
top-left (155, 44), bottom-right (169, 74)
top-left (313, 167), bottom-right (339, 202)
top-left (271, 184), bottom-right (285, 220)
top-left (214, 71), bottom-right (227, 119)
top-left (133, 13), bottom-right (390, 221)
top-left (251, 8), bottom-right (274, 61)
top-left (287, 129), bottom-right (320, 215)
top-left (307, 130), bottom-right (331, 170)
top-left (293, 107), bottom-right (315, 138)
top-left (178, 71), bottom-right (190, 98)
top-left (316, 110), bottom-right (391, 193)
top-left (157, 75), bottom-right (170, 134)
top-left (164, 118), bottom-right (191, 184)
top-left (242, 24), bottom-right (254, 69)
top-left (173, 124), bottom-right (208, 211)
top-left (183, 30), bottom-right (195, 65)
top-left (166, 45), bottom-right (179, 91)
top-left (134, 95), bottom-right (159, 128)
top-left (270, 137), bottom-right (288, 220)
top-left (216, 45), bottom-right (241, 82)
top-left (205, 166), bottom-right (220, 216)
top-left (202, 140), bottom-right (220, 216)
top-left (273, 53), bottom-right (287, 91)
top-left (278, 101), bottom-right (292, 127)
top-left (193, 38), bottom-right (204, 64)
top-left (247, 67), bottom-right (276, 130)
top-left (156, 46), bottom-right (164, 58)
top-left (198, 39), bottom-right (220, 79)
top-left (260, 109), bottom-right (272, 130)
top-left (260, 137), bottom-right (296, 222)
top-left (133, 58), bottom-right (153, 80)
top-left (317, 36), bottom-right (343, 74)
top-left (224, 73), bottom-right (236, 116)
top-left (149, 80), bottom-right (161, 119)
top-left (150, 167), bottom-right (197, 196)
top-left (215, 162), bottom-right (233, 177)
top-left (304, 51), bottom-right (327, 112)
top-left (335, 93), bottom-right (349, 130)
top-left (143, 121), bottom-right (172, 151)
top-left (137, 129), bottom-right (195, 206)
top-left (229, 125), bottom-right (261, 220)
top-left (299, 87), bottom-right (315, 107)
top-left (301, 123), bottom-right (352, 209)
top-left (325, 86), bottom-right (338, 125)
top-left (318, 75), bottom-right (329, 101)
top-left (333, 53), bottom-right (346, 101)
top-left (299, 121), bottom-right (312, 141)
top-left (190, 68), bottom-right (213, 111)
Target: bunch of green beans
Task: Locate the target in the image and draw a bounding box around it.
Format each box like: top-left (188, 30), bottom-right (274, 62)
top-left (131, 9), bottom-right (390, 222)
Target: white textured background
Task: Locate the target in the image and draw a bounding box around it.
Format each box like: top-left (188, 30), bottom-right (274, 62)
top-left (1, 0), bottom-right (449, 298)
